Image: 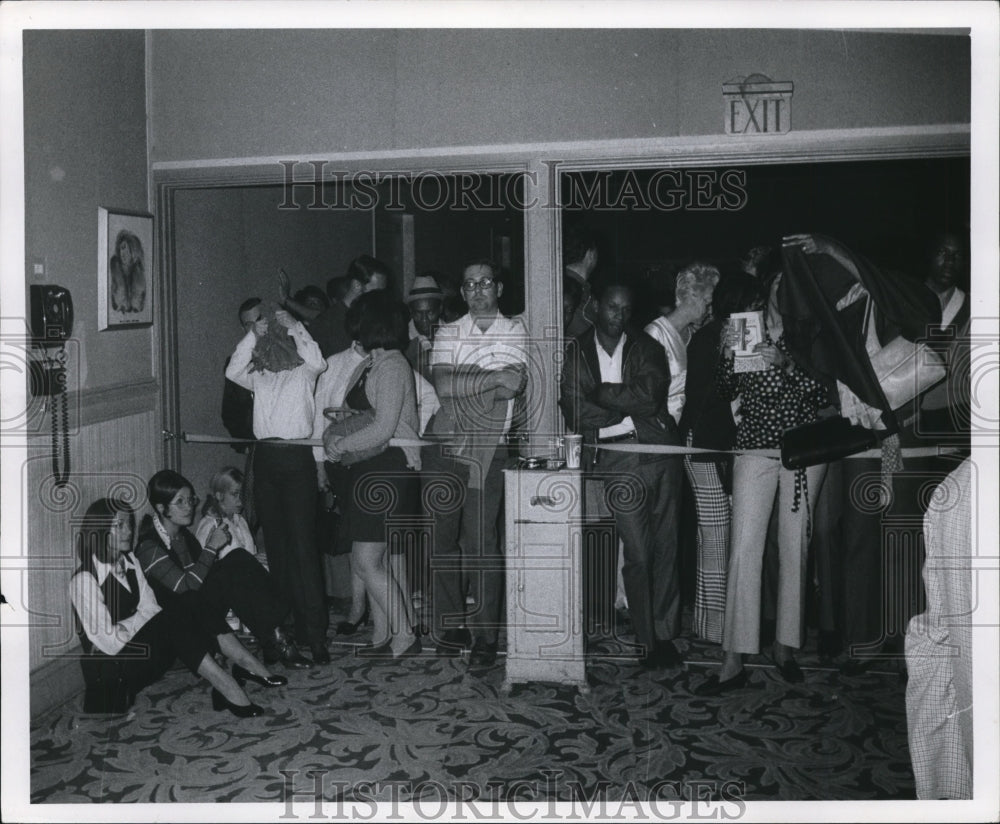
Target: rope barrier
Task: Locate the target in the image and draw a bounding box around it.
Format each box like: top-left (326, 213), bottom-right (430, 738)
top-left (181, 432), bottom-right (434, 448)
top-left (180, 432), bottom-right (960, 460)
top-left (594, 442), bottom-right (960, 459)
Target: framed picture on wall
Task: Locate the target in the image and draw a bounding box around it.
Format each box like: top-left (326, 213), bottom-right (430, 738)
top-left (97, 206), bottom-right (153, 330)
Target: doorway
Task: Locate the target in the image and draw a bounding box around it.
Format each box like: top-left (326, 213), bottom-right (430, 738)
top-left (161, 172), bottom-right (526, 496)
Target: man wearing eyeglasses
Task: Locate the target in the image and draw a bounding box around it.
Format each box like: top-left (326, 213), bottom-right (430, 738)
top-left (426, 259), bottom-right (529, 667)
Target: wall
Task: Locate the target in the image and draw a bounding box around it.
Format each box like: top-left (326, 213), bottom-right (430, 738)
top-left (24, 30), bottom-right (153, 391)
top-left (22, 31), bottom-right (156, 713)
top-left (148, 27), bottom-right (971, 459)
top-left (149, 29), bottom-right (970, 162)
top-left (173, 185), bottom-right (372, 498)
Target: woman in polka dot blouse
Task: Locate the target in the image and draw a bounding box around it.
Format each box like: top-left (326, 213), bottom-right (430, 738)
top-left (697, 272), bottom-right (830, 696)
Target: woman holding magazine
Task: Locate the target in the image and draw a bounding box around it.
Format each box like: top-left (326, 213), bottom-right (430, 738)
top-left (697, 270), bottom-right (830, 696)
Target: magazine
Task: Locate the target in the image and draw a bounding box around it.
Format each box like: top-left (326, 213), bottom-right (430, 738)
top-left (728, 310), bottom-right (767, 372)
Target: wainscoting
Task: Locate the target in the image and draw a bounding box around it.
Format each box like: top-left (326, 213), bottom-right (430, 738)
top-left (26, 380), bottom-right (160, 717)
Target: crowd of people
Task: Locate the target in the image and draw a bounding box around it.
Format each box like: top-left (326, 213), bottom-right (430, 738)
top-left (71, 229), bottom-right (973, 796)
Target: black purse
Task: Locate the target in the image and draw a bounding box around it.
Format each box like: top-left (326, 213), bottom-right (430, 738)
top-left (781, 416), bottom-right (878, 470)
top-left (80, 654), bottom-right (133, 714)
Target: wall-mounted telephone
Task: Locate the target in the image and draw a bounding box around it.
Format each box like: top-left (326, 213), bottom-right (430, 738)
top-left (30, 284), bottom-right (74, 347)
top-left (29, 284), bottom-right (73, 487)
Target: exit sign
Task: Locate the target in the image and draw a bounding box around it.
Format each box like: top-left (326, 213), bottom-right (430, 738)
top-left (723, 77), bottom-right (794, 135)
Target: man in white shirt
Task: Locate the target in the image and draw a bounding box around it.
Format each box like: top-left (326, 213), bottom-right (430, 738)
top-left (427, 260), bottom-right (528, 666)
top-left (559, 282), bottom-right (684, 670)
top-left (226, 307), bottom-right (331, 664)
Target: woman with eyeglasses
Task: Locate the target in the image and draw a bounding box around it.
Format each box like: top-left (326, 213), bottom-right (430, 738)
top-left (135, 469), bottom-right (310, 697)
top-left (71, 497), bottom-right (262, 717)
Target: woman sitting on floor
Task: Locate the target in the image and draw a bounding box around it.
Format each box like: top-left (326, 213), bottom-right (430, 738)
top-left (70, 497), bottom-right (264, 717)
top-left (195, 465), bottom-right (267, 570)
top-left (135, 469), bottom-right (312, 672)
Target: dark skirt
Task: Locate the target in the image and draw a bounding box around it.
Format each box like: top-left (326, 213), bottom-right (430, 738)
top-left (337, 447), bottom-right (419, 550)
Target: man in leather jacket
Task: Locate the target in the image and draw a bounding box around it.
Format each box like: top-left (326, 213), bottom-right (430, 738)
top-left (560, 281), bottom-right (684, 670)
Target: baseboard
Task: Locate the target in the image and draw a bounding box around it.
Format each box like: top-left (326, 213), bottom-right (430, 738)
top-left (31, 655), bottom-right (84, 719)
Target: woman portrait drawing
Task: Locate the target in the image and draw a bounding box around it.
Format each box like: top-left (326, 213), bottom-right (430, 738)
top-left (110, 229), bottom-right (146, 314)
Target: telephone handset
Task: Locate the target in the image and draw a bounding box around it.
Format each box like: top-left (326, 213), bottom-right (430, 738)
top-left (29, 285), bottom-right (74, 488)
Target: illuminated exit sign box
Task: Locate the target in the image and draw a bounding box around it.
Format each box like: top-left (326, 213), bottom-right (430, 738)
top-left (723, 76), bottom-right (794, 135)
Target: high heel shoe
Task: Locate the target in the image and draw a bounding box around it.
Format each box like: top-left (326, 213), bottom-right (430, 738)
top-left (211, 688), bottom-right (265, 718)
top-left (232, 663), bottom-right (288, 688)
top-left (336, 609), bottom-right (371, 636)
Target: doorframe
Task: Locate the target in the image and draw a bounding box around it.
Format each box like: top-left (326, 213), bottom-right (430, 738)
top-left (153, 124), bottom-right (970, 466)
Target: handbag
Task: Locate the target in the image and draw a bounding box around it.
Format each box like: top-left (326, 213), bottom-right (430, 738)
top-left (869, 335), bottom-right (946, 409)
top-left (80, 653), bottom-right (133, 714)
top-left (781, 416), bottom-right (878, 470)
top-left (862, 296), bottom-right (946, 410)
top-left (322, 409), bottom-right (386, 467)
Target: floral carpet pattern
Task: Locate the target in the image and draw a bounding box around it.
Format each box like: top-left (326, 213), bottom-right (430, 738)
top-left (30, 609), bottom-right (915, 806)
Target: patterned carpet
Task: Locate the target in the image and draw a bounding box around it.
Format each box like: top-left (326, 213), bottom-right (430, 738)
top-left (30, 605), bottom-right (916, 806)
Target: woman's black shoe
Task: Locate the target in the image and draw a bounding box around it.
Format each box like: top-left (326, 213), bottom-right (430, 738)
top-left (211, 688), bottom-right (265, 718)
top-left (694, 669), bottom-right (749, 697)
top-left (336, 609), bottom-right (371, 636)
top-left (232, 664), bottom-right (287, 688)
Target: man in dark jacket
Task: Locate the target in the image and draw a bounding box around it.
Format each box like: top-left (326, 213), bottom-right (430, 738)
top-left (559, 281), bottom-right (683, 670)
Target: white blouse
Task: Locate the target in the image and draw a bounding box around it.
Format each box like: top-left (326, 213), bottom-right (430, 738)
top-left (70, 554), bottom-right (161, 656)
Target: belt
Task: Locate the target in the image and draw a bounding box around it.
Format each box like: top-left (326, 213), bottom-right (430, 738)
top-left (597, 431), bottom-right (637, 444)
